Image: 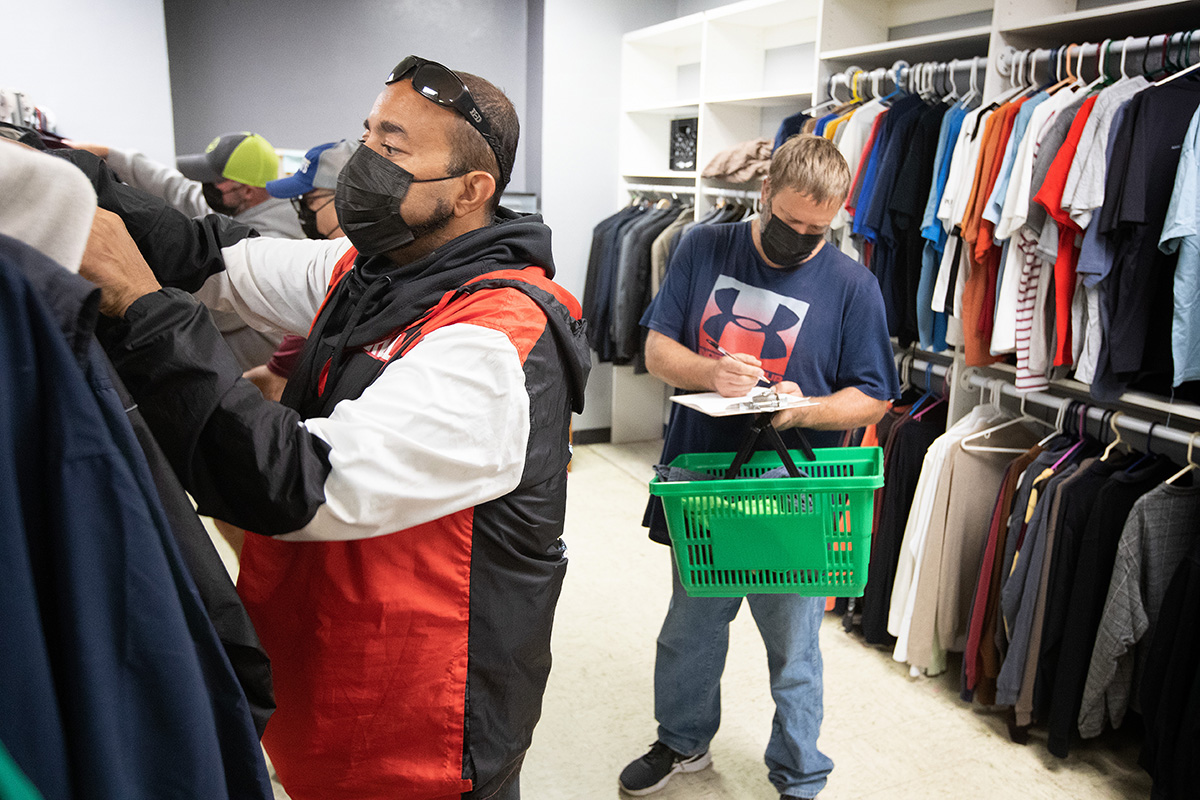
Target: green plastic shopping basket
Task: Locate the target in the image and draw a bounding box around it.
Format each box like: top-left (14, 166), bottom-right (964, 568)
top-left (650, 446), bottom-right (884, 598)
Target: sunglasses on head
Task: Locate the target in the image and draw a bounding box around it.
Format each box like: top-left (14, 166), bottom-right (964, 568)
top-left (386, 56), bottom-right (506, 182)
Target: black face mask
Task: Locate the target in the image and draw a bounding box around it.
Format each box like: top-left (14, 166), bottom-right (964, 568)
top-left (334, 144), bottom-right (462, 257)
top-left (297, 195), bottom-right (335, 240)
top-left (202, 182), bottom-right (240, 216)
top-left (760, 213), bottom-right (825, 270)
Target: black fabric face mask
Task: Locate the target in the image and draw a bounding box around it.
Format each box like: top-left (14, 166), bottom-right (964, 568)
top-left (297, 196), bottom-right (335, 240)
top-left (334, 144), bottom-right (462, 257)
top-left (202, 182), bottom-right (240, 216)
top-left (760, 213), bottom-right (825, 270)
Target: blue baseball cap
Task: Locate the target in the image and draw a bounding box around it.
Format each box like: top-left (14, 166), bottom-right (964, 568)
top-left (266, 139), bottom-right (358, 198)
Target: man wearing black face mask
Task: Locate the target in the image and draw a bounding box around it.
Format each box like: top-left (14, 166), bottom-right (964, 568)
top-left (66, 131), bottom-right (303, 240)
top-left (620, 135), bottom-right (900, 800)
top-left (74, 57), bottom-right (589, 800)
top-left (66, 132), bottom-right (303, 371)
top-left (265, 139), bottom-right (359, 240)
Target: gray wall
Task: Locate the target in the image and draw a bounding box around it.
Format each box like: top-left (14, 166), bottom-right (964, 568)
top-left (4, 0), bottom-right (176, 164)
top-left (163, 0), bottom-right (535, 194)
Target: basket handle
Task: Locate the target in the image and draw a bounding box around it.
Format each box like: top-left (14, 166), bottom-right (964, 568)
top-left (723, 412), bottom-right (814, 480)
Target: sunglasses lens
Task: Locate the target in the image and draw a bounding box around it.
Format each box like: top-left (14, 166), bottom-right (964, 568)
top-left (412, 63), bottom-right (464, 106)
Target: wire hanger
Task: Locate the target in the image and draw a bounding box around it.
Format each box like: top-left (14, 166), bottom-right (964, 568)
top-left (1165, 431), bottom-right (1200, 484)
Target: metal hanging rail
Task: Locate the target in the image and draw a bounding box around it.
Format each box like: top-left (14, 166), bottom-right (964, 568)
top-left (997, 29), bottom-right (1200, 86)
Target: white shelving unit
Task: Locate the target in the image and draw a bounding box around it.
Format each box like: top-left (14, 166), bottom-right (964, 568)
top-left (610, 0), bottom-right (1200, 443)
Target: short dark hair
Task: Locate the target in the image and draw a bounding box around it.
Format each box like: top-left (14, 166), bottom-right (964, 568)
top-left (446, 71), bottom-right (519, 214)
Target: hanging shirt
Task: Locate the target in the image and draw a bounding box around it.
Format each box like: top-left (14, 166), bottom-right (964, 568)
top-left (1032, 94), bottom-right (1099, 367)
top-left (1064, 76), bottom-right (1151, 229)
top-left (832, 99), bottom-right (885, 257)
top-left (1158, 104), bottom-right (1200, 387)
top-left (984, 92), bottom-right (1050, 233)
top-left (1096, 80), bottom-right (1200, 386)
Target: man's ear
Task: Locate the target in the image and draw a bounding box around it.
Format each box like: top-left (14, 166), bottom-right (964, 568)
top-left (453, 170), bottom-right (497, 217)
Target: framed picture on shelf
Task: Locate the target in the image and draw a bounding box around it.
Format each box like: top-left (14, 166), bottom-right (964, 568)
top-left (669, 117), bottom-right (697, 171)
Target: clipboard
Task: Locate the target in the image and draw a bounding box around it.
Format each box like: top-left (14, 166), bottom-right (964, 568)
top-left (672, 390), bottom-right (819, 476)
top-left (670, 390), bottom-right (819, 418)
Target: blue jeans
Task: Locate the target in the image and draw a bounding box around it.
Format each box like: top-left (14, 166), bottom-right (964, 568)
top-left (654, 559), bottom-right (834, 798)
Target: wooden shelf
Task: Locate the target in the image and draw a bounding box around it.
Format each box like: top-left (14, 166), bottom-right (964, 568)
top-left (820, 25), bottom-right (992, 65)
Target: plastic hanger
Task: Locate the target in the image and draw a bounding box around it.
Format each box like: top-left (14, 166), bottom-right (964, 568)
top-left (1037, 397), bottom-right (1070, 447)
top-left (1080, 40), bottom-right (1110, 92)
top-left (912, 362), bottom-right (946, 420)
top-left (961, 386), bottom-right (1056, 453)
top-left (1123, 422), bottom-right (1158, 473)
top-left (907, 364), bottom-right (937, 416)
top-left (959, 57), bottom-right (980, 107)
top-left (1045, 43), bottom-right (1081, 95)
top-left (1119, 35), bottom-right (1134, 80)
top-left (1165, 431), bottom-right (1200, 484)
top-left (1156, 31), bottom-right (1200, 86)
top-left (803, 73), bottom-right (843, 115)
top-left (1100, 411), bottom-right (1128, 461)
top-left (1049, 404), bottom-right (1089, 471)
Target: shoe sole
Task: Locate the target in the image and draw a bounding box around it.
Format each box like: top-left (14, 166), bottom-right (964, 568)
top-left (619, 751), bottom-right (713, 796)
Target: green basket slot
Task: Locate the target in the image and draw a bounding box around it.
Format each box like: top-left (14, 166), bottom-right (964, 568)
top-left (650, 446), bottom-right (883, 598)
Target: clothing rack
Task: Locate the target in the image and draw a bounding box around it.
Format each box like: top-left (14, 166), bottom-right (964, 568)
top-left (960, 368), bottom-right (1199, 468)
top-left (825, 56), bottom-right (986, 106)
top-left (894, 350), bottom-right (1199, 467)
top-left (895, 351), bottom-right (954, 395)
top-left (997, 29), bottom-right (1200, 87)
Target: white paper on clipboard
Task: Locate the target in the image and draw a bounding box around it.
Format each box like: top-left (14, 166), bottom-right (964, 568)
top-left (670, 391), bottom-right (819, 418)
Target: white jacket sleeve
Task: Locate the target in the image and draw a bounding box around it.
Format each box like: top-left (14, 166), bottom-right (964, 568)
top-left (193, 236), bottom-right (354, 336)
top-left (280, 323), bottom-right (531, 541)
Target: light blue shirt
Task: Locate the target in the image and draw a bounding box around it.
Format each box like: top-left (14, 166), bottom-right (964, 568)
top-left (920, 104), bottom-right (968, 250)
top-left (1159, 104), bottom-right (1200, 386)
top-left (983, 92), bottom-right (1049, 233)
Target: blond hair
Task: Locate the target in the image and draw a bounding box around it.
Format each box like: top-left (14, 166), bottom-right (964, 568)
top-left (766, 134), bottom-right (851, 207)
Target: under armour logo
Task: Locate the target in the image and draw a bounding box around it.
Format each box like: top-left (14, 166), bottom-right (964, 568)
top-left (702, 287), bottom-right (800, 360)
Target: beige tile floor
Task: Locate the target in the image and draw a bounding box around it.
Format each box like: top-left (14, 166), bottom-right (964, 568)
top-left (521, 441), bottom-right (1154, 800)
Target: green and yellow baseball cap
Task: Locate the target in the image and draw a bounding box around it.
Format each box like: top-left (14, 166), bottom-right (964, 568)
top-left (176, 132), bottom-right (279, 187)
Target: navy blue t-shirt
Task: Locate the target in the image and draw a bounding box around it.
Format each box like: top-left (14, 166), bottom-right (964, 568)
top-left (642, 220), bottom-right (900, 468)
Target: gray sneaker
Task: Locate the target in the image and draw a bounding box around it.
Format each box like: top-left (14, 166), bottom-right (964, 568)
top-left (618, 740), bottom-right (712, 795)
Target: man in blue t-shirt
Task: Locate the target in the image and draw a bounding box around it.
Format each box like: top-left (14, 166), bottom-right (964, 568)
top-left (620, 135), bottom-right (900, 800)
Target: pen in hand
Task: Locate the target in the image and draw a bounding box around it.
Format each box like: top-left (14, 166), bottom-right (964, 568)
top-left (705, 338), bottom-right (772, 389)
